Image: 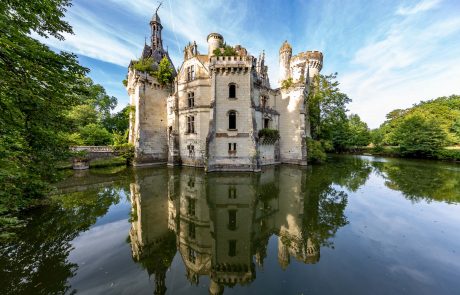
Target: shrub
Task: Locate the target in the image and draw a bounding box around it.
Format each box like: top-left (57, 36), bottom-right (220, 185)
top-left (307, 138), bottom-right (326, 163)
top-left (213, 43), bottom-right (237, 56)
top-left (132, 58), bottom-right (155, 75)
top-left (281, 77), bottom-right (293, 89)
top-left (78, 123), bottom-right (112, 146)
top-left (258, 128), bottom-right (280, 144)
top-left (113, 143), bottom-right (135, 165)
top-left (152, 56), bottom-right (173, 86)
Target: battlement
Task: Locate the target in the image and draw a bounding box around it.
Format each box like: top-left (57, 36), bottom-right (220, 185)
top-left (209, 55), bottom-right (254, 73)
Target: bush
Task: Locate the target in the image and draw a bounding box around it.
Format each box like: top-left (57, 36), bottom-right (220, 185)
top-left (78, 123), bottom-right (112, 146)
top-left (435, 148), bottom-right (460, 161)
top-left (281, 77), bottom-right (293, 89)
top-left (258, 128), bottom-right (280, 144)
top-left (213, 43), bottom-right (237, 56)
top-left (113, 143), bottom-right (135, 165)
top-left (307, 138), bottom-right (326, 163)
top-left (132, 58), bottom-right (155, 75)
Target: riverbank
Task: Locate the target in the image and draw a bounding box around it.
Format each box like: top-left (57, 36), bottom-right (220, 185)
top-left (339, 146), bottom-right (460, 162)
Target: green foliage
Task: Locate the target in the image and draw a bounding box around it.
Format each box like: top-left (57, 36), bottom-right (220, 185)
top-left (258, 128), bottom-right (280, 144)
top-left (380, 95), bottom-right (460, 146)
top-left (102, 105), bottom-right (131, 135)
top-left (0, 0), bottom-right (88, 228)
top-left (307, 73), bottom-right (352, 150)
top-left (393, 114), bottom-right (447, 157)
top-left (346, 114), bottom-right (371, 147)
top-left (78, 123), bottom-right (113, 146)
top-left (213, 43), bottom-right (237, 56)
top-left (435, 148), bottom-right (460, 161)
top-left (152, 56), bottom-right (173, 86)
top-left (307, 139), bottom-right (327, 163)
top-left (132, 57), bottom-right (155, 75)
top-left (370, 128), bottom-right (384, 147)
top-left (113, 143), bottom-right (135, 165)
top-left (281, 77), bottom-right (293, 89)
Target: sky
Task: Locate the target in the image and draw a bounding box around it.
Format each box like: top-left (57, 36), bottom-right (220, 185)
top-left (37, 0), bottom-right (460, 128)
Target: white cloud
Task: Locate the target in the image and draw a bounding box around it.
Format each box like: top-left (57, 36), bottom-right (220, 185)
top-left (341, 6), bottom-right (460, 128)
top-left (396, 0), bottom-right (442, 15)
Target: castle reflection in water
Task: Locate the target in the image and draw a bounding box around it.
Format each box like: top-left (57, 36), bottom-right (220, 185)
top-left (129, 166), bottom-right (345, 294)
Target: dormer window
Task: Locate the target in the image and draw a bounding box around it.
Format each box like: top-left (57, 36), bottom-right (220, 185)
top-left (188, 92), bottom-right (195, 108)
top-left (229, 83), bottom-right (236, 98)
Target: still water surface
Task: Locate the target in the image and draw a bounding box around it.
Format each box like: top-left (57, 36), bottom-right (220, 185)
top-left (1, 155), bottom-right (460, 294)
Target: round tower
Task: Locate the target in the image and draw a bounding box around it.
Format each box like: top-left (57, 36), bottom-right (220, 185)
top-left (279, 40), bottom-right (292, 83)
top-left (305, 50), bottom-right (323, 80)
top-left (207, 33), bottom-right (224, 56)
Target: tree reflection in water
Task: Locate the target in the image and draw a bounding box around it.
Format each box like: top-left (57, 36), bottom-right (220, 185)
top-left (129, 161), bottom-right (371, 294)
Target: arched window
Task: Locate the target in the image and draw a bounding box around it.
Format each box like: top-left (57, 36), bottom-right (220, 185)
top-left (228, 111), bottom-right (236, 130)
top-left (229, 83), bottom-right (236, 98)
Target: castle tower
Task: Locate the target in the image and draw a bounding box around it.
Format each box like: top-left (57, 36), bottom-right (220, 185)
top-left (305, 51), bottom-right (323, 81)
top-left (279, 41), bottom-right (292, 83)
top-left (127, 7), bottom-right (175, 166)
top-left (207, 33), bottom-right (223, 56)
top-left (150, 5), bottom-right (163, 50)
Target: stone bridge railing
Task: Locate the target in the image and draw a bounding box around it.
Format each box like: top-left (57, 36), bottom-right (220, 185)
top-left (71, 146), bottom-right (116, 170)
top-left (70, 146), bottom-right (114, 153)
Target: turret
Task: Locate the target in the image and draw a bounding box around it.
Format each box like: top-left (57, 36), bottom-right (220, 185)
top-left (279, 41), bottom-right (292, 83)
top-left (305, 51), bottom-right (323, 80)
top-left (150, 4), bottom-right (163, 50)
top-left (207, 33), bottom-right (223, 56)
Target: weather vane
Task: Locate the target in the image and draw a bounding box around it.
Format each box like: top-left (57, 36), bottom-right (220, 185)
top-left (155, 1), bottom-right (162, 14)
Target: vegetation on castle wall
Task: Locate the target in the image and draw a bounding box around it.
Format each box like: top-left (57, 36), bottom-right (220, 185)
top-left (281, 77), bottom-right (293, 89)
top-left (213, 43), bottom-right (238, 56)
top-left (152, 56), bottom-right (174, 86)
top-left (307, 139), bottom-right (327, 163)
top-left (258, 128), bottom-right (280, 144)
top-left (132, 57), bottom-right (155, 75)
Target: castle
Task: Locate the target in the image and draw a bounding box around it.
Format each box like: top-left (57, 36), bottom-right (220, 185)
top-left (126, 9), bottom-right (323, 171)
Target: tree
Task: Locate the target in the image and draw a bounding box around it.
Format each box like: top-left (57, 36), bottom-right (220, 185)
top-left (393, 114), bottom-right (447, 157)
top-left (307, 73), bottom-right (351, 151)
top-left (346, 114), bottom-right (371, 147)
top-left (0, 1), bottom-right (87, 228)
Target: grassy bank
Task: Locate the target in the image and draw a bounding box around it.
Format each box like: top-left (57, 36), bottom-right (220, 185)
top-left (342, 146), bottom-right (460, 162)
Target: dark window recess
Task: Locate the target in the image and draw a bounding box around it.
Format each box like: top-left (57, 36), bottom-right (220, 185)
top-left (188, 247), bottom-right (196, 263)
top-left (229, 240), bottom-right (237, 257)
top-left (188, 92), bottom-right (195, 108)
top-left (264, 118), bottom-right (270, 129)
top-left (187, 116), bottom-right (195, 133)
top-left (228, 143), bottom-right (237, 152)
top-left (228, 210), bottom-right (237, 230)
top-left (187, 65), bottom-right (195, 81)
top-left (187, 145), bottom-right (194, 156)
top-left (228, 186), bottom-right (237, 199)
top-left (189, 222), bottom-right (196, 239)
top-left (229, 84), bottom-right (236, 98)
top-left (187, 197), bottom-right (196, 216)
top-left (228, 111), bottom-right (236, 129)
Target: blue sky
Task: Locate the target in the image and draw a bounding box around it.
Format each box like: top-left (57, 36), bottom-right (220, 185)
top-left (38, 0), bottom-right (460, 128)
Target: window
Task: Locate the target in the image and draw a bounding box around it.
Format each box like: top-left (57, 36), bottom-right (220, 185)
top-left (228, 210), bottom-right (237, 230)
top-left (187, 197), bottom-right (195, 216)
top-left (187, 116), bottom-right (195, 133)
top-left (228, 240), bottom-right (237, 257)
top-left (228, 143), bottom-right (237, 153)
top-left (228, 186), bottom-right (236, 199)
top-left (187, 144), bottom-right (195, 157)
top-left (188, 222), bottom-right (196, 239)
top-left (188, 247), bottom-right (196, 263)
top-left (229, 83), bottom-right (236, 98)
top-left (187, 65), bottom-right (195, 81)
top-left (264, 118), bottom-right (270, 129)
top-left (187, 92), bottom-right (195, 108)
top-left (228, 111), bottom-right (236, 130)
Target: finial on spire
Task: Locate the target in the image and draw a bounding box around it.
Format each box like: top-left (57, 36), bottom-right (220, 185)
top-left (155, 1), bottom-right (162, 14)
top-left (144, 36), bottom-right (147, 45)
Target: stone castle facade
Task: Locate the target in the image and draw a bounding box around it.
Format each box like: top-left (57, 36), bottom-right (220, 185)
top-left (126, 10), bottom-right (323, 171)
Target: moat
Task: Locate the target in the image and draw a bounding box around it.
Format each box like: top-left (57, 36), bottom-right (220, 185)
top-left (1, 155), bottom-right (460, 295)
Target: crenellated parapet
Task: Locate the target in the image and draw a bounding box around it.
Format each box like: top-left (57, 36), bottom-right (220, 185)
top-left (209, 55), bottom-right (254, 74)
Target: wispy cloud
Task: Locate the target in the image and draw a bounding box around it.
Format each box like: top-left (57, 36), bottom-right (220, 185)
top-left (396, 0), bottom-right (442, 15)
top-left (341, 1), bottom-right (460, 127)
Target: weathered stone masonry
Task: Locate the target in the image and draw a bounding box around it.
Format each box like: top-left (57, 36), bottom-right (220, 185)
top-left (126, 10), bottom-right (323, 171)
